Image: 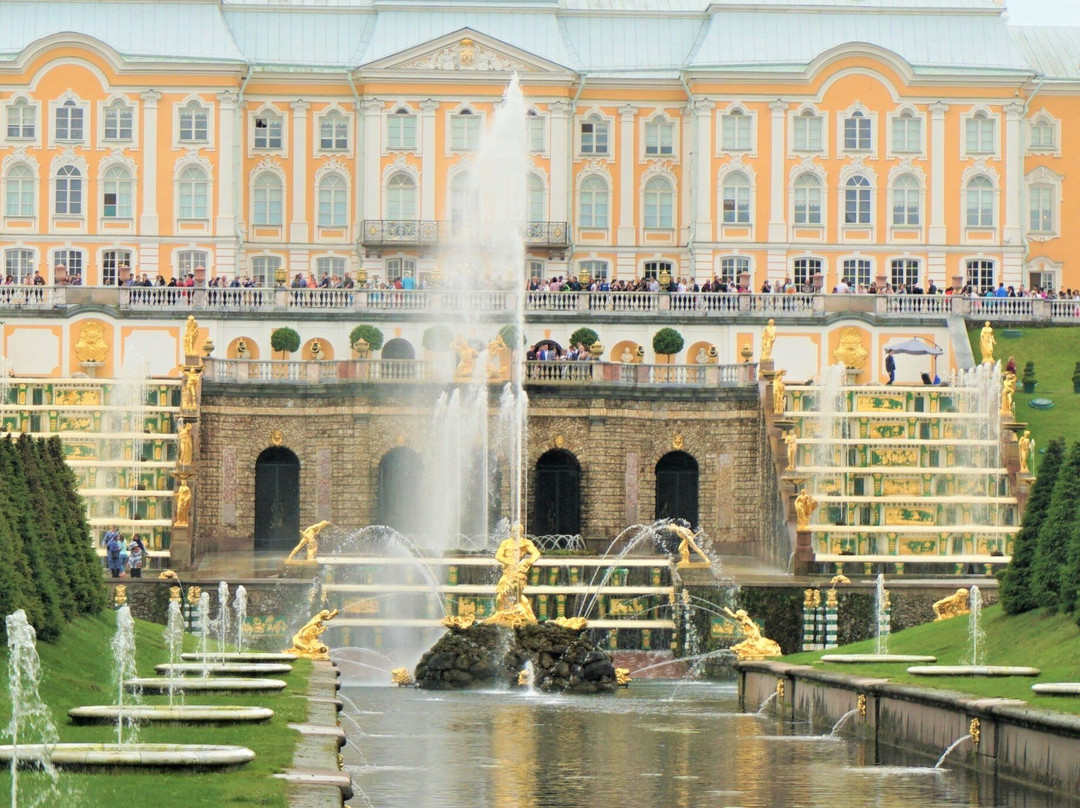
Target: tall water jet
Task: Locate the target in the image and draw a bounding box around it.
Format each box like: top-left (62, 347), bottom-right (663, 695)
top-left (164, 600), bottom-right (185, 707)
top-left (217, 582), bottom-right (230, 664)
top-left (197, 591), bottom-right (211, 675)
top-left (967, 585), bottom-right (984, 667)
top-left (233, 586), bottom-right (247, 654)
top-left (111, 604), bottom-right (141, 745)
top-left (874, 574), bottom-right (890, 656)
top-left (109, 352), bottom-right (151, 520)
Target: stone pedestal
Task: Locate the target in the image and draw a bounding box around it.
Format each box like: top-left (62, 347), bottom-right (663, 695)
top-left (170, 525), bottom-right (193, 570)
top-left (794, 529), bottom-right (815, 575)
top-left (282, 560), bottom-right (319, 579)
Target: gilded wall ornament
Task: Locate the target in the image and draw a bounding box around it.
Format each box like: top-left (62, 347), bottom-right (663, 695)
top-left (672, 433), bottom-right (684, 450)
top-left (74, 322), bottom-right (109, 363)
top-left (270, 428), bottom-right (284, 446)
top-left (832, 328), bottom-right (868, 370)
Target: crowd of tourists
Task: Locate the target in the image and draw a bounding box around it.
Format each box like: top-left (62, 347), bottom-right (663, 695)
top-left (102, 524), bottom-right (147, 579)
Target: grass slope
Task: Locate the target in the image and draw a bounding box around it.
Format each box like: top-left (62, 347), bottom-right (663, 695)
top-left (785, 605), bottom-right (1080, 713)
top-left (0, 611), bottom-right (311, 807)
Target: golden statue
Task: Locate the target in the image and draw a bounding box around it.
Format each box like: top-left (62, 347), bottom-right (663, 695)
top-left (551, 616), bottom-right (588, 631)
top-left (668, 524), bottom-right (711, 568)
top-left (721, 607), bottom-right (782, 660)
top-left (832, 327), bottom-right (868, 370)
top-left (1018, 430), bottom-right (1033, 474)
top-left (980, 321), bottom-right (995, 365)
top-left (391, 667), bottom-right (416, 686)
top-left (1001, 372), bottom-right (1016, 416)
top-left (442, 614), bottom-right (475, 631)
top-left (114, 585), bottom-right (127, 607)
top-left (287, 520), bottom-right (333, 563)
top-left (486, 333), bottom-right (509, 381)
top-left (452, 335), bottom-right (479, 381)
top-left (933, 588), bottom-right (971, 621)
top-left (614, 668), bottom-right (631, 687)
top-left (183, 315), bottom-right (200, 357)
top-left (784, 429), bottom-right (797, 471)
top-left (169, 586), bottom-right (182, 603)
top-left (795, 489), bottom-right (818, 531)
top-left (74, 321), bottom-right (109, 364)
top-left (177, 422), bottom-right (193, 467)
top-left (484, 523), bottom-right (541, 627)
top-left (187, 585), bottom-right (202, 605)
top-left (174, 479), bottom-right (192, 527)
top-left (181, 366), bottom-right (201, 410)
top-left (283, 608), bottom-right (340, 660)
top-left (760, 319), bottom-right (776, 363)
top-left (772, 369), bottom-right (787, 415)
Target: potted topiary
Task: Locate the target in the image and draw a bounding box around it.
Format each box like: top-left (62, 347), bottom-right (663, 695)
top-left (422, 325), bottom-right (454, 353)
top-left (652, 327), bottom-right (684, 363)
top-left (1072, 362), bottom-right (1080, 393)
top-left (498, 324), bottom-right (524, 349)
top-left (1022, 360), bottom-right (1037, 393)
top-left (270, 327), bottom-right (300, 360)
top-left (350, 324), bottom-right (384, 355)
top-left (569, 327), bottom-right (599, 350)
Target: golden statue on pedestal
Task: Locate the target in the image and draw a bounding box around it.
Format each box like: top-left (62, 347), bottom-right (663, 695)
top-left (1018, 430), bottom-right (1033, 474)
top-left (668, 524), bottom-right (711, 568)
top-left (795, 489), bottom-right (819, 531)
top-left (721, 607), bottom-right (782, 660)
top-left (1001, 372), bottom-right (1016, 416)
top-left (772, 369), bottom-right (787, 415)
top-left (183, 315), bottom-right (200, 358)
top-left (283, 608), bottom-right (340, 660)
top-left (177, 422), bottom-right (193, 467)
top-left (484, 523), bottom-right (542, 628)
top-left (287, 520), bottom-right (333, 563)
top-left (784, 429), bottom-right (798, 471)
top-left (452, 335), bottom-right (479, 382)
top-left (980, 321), bottom-right (996, 365)
top-left (760, 319), bottom-right (776, 363)
top-left (933, 588), bottom-right (971, 621)
top-left (114, 585), bottom-right (127, 607)
top-left (174, 478), bottom-right (192, 527)
top-left (181, 366), bottom-right (201, 410)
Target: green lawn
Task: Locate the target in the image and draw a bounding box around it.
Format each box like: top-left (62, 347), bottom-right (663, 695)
top-left (0, 610), bottom-right (311, 807)
top-left (968, 326), bottom-right (1080, 460)
top-left (785, 604), bottom-right (1080, 713)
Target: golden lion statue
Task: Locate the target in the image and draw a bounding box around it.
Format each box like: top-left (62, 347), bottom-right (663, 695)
top-left (933, 588), bottom-right (971, 621)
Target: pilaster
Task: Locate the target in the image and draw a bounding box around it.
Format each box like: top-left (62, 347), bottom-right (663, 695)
top-left (139, 90), bottom-right (161, 236)
top-left (548, 100), bottom-right (571, 223)
top-left (289, 100), bottom-right (310, 244)
top-left (768, 99), bottom-right (787, 243)
top-left (420, 99), bottom-right (440, 221)
top-left (617, 104), bottom-right (637, 245)
top-left (929, 102), bottom-right (949, 245)
top-left (361, 98), bottom-right (383, 221)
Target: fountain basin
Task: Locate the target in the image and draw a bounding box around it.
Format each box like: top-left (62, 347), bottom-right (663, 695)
top-left (154, 663), bottom-right (293, 676)
top-left (821, 654), bottom-right (938, 664)
top-left (69, 705), bottom-right (274, 724)
top-left (0, 743), bottom-right (255, 770)
top-left (907, 666), bottom-right (1041, 677)
top-left (125, 677), bottom-right (287, 693)
top-left (181, 652), bottom-right (296, 663)
top-left (1031, 683), bottom-right (1080, 695)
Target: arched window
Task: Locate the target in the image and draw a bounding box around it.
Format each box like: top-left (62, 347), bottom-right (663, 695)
top-left (793, 173), bottom-right (821, 225)
top-left (450, 109), bottom-right (480, 151)
top-left (319, 111), bottom-right (348, 151)
top-left (579, 175), bottom-right (608, 228)
top-left (178, 166), bottom-right (209, 219)
top-left (55, 99), bottom-right (84, 142)
top-left (721, 108), bottom-right (751, 151)
top-left (655, 451), bottom-right (698, 526)
top-left (254, 446), bottom-right (300, 552)
top-left (253, 172), bottom-right (283, 225)
top-left (378, 448), bottom-right (423, 533)
top-left (794, 108), bottom-right (822, 151)
top-left (317, 173), bottom-right (347, 227)
top-left (54, 165), bottom-right (82, 215)
top-left (102, 165), bottom-right (132, 218)
top-left (844, 175), bottom-right (871, 225)
top-left (381, 338), bottom-right (416, 360)
top-left (450, 172), bottom-right (477, 231)
top-left (7, 98), bottom-right (35, 140)
top-left (966, 176), bottom-right (994, 227)
top-left (1030, 119), bottom-right (1055, 150)
top-left (966, 111), bottom-right (994, 154)
top-left (527, 174), bottom-right (545, 223)
top-left (387, 108), bottom-right (416, 150)
top-left (253, 110), bottom-right (283, 150)
top-left (643, 176), bottom-right (673, 228)
top-left (534, 450), bottom-right (581, 538)
top-left (721, 171), bottom-right (751, 224)
top-left (5, 164), bottom-right (34, 217)
top-left (178, 100), bottom-right (209, 143)
top-left (892, 110), bottom-right (921, 153)
top-left (843, 109), bottom-right (871, 151)
top-left (103, 100), bottom-right (133, 142)
top-left (386, 172), bottom-right (416, 220)
top-left (891, 174), bottom-right (921, 226)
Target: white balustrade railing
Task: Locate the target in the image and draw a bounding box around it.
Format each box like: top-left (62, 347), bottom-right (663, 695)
top-left (1049, 299), bottom-right (1080, 321)
top-left (0, 285), bottom-right (61, 308)
top-left (965, 296), bottom-right (1035, 318)
top-left (884, 295), bottom-right (953, 315)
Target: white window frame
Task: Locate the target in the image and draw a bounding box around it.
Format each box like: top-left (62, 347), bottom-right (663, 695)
top-left (173, 97), bottom-right (214, 149)
top-left (792, 171), bottom-right (824, 227)
top-left (176, 249), bottom-right (210, 279)
top-left (4, 247), bottom-right (35, 283)
top-left (643, 260), bottom-right (673, 281)
top-left (385, 256), bottom-right (416, 284)
top-left (719, 106), bottom-right (754, 154)
top-left (317, 107), bottom-right (350, 153)
top-left (792, 256), bottom-right (823, 291)
top-left (251, 254), bottom-right (282, 287)
top-left (644, 114), bottom-right (676, 157)
top-left (315, 255), bottom-right (346, 279)
top-left (839, 107), bottom-right (875, 154)
top-left (578, 174), bottom-right (609, 229)
top-left (252, 171), bottom-right (284, 226)
top-left (890, 172), bottom-right (923, 228)
top-left (642, 175), bottom-right (674, 230)
top-left (101, 164), bottom-right (134, 220)
top-left (176, 164), bottom-right (210, 221)
top-left (527, 110), bottom-right (546, 154)
top-left (718, 255), bottom-right (750, 286)
top-left (720, 170), bottom-right (752, 225)
top-left (250, 107), bottom-right (285, 153)
top-left (1027, 182), bottom-right (1056, 237)
top-left (100, 97), bottom-right (136, 145)
top-left (579, 259), bottom-right (608, 281)
top-left (3, 162), bottom-right (37, 219)
top-left (841, 257), bottom-right (873, 289)
top-left (53, 164), bottom-right (84, 217)
top-left (961, 107), bottom-right (1000, 159)
top-left (448, 107), bottom-right (482, 153)
top-left (1026, 258), bottom-right (1061, 293)
top-left (50, 95), bottom-right (88, 147)
top-left (386, 106), bottom-right (418, 151)
top-left (888, 108), bottom-right (924, 156)
top-left (527, 259), bottom-right (546, 281)
top-left (385, 171), bottom-right (417, 221)
top-left (5, 96), bottom-right (39, 144)
top-left (317, 172), bottom-right (348, 228)
top-left (102, 248), bottom-right (133, 286)
top-left (890, 258), bottom-right (921, 289)
top-left (578, 112), bottom-right (612, 158)
top-left (965, 258), bottom-right (996, 293)
top-left (1027, 112), bottom-right (1059, 156)
top-left (965, 175), bottom-right (996, 229)
top-left (527, 173), bottom-right (546, 223)
top-left (790, 106), bottom-right (826, 155)
top-left (51, 248), bottom-right (84, 284)
top-left (842, 175), bottom-right (872, 226)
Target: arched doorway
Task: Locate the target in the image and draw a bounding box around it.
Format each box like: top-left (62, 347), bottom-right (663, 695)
top-left (377, 447), bottom-right (422, 533)
top-left (655, 451), bottom-right (698, 526)
top-left (534, 449), bottom-right (581, 538)
top-left (254, 446), bottom-right (300, 552)
top-left (381, 338), bottom-right (415, 360)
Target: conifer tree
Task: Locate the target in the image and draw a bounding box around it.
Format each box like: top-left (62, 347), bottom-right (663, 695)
top-left (1031, 440), bottom-right (1080, 611)
top-left (18, 434), bottom-right (73, 619)
top-left (0, 438), bottom-right (50, 635)
top-left (999, 436), bottom-right (1065, 614)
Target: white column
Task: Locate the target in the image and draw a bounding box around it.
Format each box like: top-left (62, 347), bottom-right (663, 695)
top-left (617, 104), bottom-right (636, 245)
top-left (361, 98), bottom-right (383, 221)
top-left (139, 90), bottom-right (161, 235)
top-left (289, 100), bottom-right (309, 244)
top-left (420, 99), bottom-right (440, 221)
top-left (768, 100), bottom-right (787, 244)
top-left (929, 102), bottom-right (948, 246)
top-left (1002, 100), bottom-right (1026, 287)
top-left (548, 100), bottom-right (571, 224)
top-left (693, 99), bottom-right (714, 242)
top-left (214, 90), bottom-right (238, 279)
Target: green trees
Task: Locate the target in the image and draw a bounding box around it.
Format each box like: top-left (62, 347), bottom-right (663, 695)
top-left (349, 324), bottom-right (384, 352)
top-left (652, 327), bottom-right (684, 358)
top-left (569, 327), bottom-right (599, 349)
top-left (270, 327), bottom-right (301, 358)
top-left (1030, 440), bottom-right (1080, 612)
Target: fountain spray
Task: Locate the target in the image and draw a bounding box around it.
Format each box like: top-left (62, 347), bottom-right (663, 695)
top-left (111, 604), bottom-right (141, 745)
top-left (217, 582), bottom-right (230, 664)
top-left (233, 585), bottom-right (248, 655)
top-left (197, 591), bottom-right (210, 676)
top-left (164, 600), bottom-right (185, 707)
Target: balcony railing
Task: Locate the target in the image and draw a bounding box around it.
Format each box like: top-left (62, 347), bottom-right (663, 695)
top-left (360, 219), bottom-right (569, 249)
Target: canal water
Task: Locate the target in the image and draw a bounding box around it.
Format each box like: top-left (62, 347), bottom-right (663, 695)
top-left (342, 680), bottom-right (1074, 808)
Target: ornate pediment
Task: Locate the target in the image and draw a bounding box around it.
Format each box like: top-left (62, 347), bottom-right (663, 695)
top-left (367, 29), bottom-right (570, 75)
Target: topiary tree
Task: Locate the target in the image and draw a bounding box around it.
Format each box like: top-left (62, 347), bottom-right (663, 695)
top-left (498, 323), bottom-right (525, 349)
top-left (1031, 440), bottom-right (1080, 611)
top-left (349, 324), bottom-right (384, 352)
top-left (1000, 436), bottom-right (1064, 614)
top-left (569, 327), bottom-right (600, 349)
top-left (652, 327), bottom-right (684, 358)
top-left (423, 325), bottom-right (454, 352)
top-left (1022, 360), bottom-right (1038, 393)
top-left (1072, 362), bottom-right (1080, 393)
top-left (270, 327), bottom-right (301, 359)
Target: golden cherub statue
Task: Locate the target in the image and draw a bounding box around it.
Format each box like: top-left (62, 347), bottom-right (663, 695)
top-left (980, 321), bottom-right (995, 365)
top-left (114, 585), bottom-right (127, 607)
top-left (283, 608), bottom-right (340, 660)
top-left (933, 588), bottom-right (971, 621)
top-left (452, 335), bottom-right (479, 382)
top-left (760, 318), bottom-right (776, 363)
top-left (614, 668), bottom-right (632, 687)
top-left (287, 520), bottom-right (333, 563)
top-left (484, 523), bottom-right (542, 627)
top-left (721, 607), bottom-right (782, 660)
top-left (668, 523), bottom-right (711, 568)
top-left (772, 369), bottom-right (787, 415)
top-left (1018, 430), bottom-right (1033, 474)
top-left (795, 489), bottom-right (819, 531)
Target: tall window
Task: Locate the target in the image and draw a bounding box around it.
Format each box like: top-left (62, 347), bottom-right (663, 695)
top-left (892, 174), bottom-right (921, 227)
top-left (450, 173), bottom-right (477, 231)
top-left (253, 172), bottom-right (283, 226)
top-left (1030, 119), bottom-right (1055, 150)
top-left (387, 108), bottom-right (416, 149)
top-left (721, 109), bottom-right (752, 151)
top-left (842, 258), bottom-right (872, 288)
top-left (450, 110), bottom-right (480, 151)
top-left (251, 255), bottom-right (281, 287)
top-left (177, 250), bottom-right (208, 277)
top-left (386, 173), bottom-right (416, 220)
top-left (1029, 185), bottom-right (1054, 233)
top-left (793, 174), bottom-right (822, 225)
top-left (103, 101), bottom-right (133, 142)
top-left (253, 112), bottom-right (283, 150)
top-left (892, 111), bottom-right (920, 153)
top-left (5, 164), bottom-right (34, 216)
top-left (580, 260), bottom-right (608, 281)
top-left (643, 176), bottom-right (673, 228)
top-left (966, 111), bottom-right (995, 154)
top-left (843, 110), bottom-right (871, 151)
top-left (53, 249), bottom-right (83, 281)
top-left (719, 256), bottom-right (749, 286)
top-left (527, 174), bottom-right (545, 223)
top-left (102, 249), bottom-right (132, 286)
top-left (890, 258), bottom-right (920, 289)
top-left (319, 111), bottom-right (348, 151)
top-left (54, 165), bottom-right (82, 215)
top-left (4, 248), bottom-right (34, 282)
top-left (7, 99), bottom-right (35, 140)
top-left (643, 261), bottom-right (673, 281)
top-left (55, 99), bottom-right (84, 142)
top-left (527, 259), bottom-right (545, 281)
top-left (966, 259), bottom-right (995, 292)
top-left (178, 101), bottom-right (209, 143)
top-left (527, 111), bottom-right (545, 152)
top-left (578, 175), bottom-right (608, 228)
top-left (316, 256), bottom-right (346, 278)
top-left (793, 257), bottom-right (822, 290)
top-left (794, 110), bottom-right (822, 151)
top-left (580, 116), bottom-right (609, 155)
top-left (317, 173), bottom-right (347, 227)
top-left (102, 166), bottom-right (132, 218)
top-left (178, 166), bottom-right (209, 219)
top-left (385, 257), bottom-right (416, 284)
top-left (645, 118), bottom-right (674, 155)
top-left (844, 176), bottom-right (871, 225)
top-left (721, 172), bottom-right (751, 224)
top-left (966, 176), bottom-right (994, 227)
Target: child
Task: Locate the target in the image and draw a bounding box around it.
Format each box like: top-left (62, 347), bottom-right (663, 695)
top-left (127, 535), bottom-right (146, 579)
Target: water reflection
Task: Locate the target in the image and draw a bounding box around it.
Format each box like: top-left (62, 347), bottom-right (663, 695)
top-left (342, 681), bottom-right (1075, 808)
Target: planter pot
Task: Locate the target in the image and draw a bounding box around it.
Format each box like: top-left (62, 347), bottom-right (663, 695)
top-left (1023, 382), bottom-right (1037, 394)
top-left (1073, 383), bottom-right (1080, 394)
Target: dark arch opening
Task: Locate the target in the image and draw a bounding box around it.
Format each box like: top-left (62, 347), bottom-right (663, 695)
top-left (377, 447), bottom-right (423, 533)
top-left (254, 446), bottom-right (300, 552)
top-left (533, 449), bottom-right (581, 540)
top-left (381, 338), bottom-right (416, 360)
top-left (655, 451), bottom-right (699, 527)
